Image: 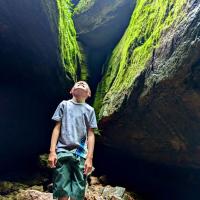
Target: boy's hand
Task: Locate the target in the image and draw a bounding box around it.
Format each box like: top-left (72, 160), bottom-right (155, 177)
top-left (84, 157), bottom-right (93, 175)
top-left (48, 152), bottom-right (57, 168)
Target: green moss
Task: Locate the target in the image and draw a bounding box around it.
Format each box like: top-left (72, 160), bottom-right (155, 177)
top-left (39, 154), bottom-right (49, 168)
top-left (94, 0), bottom-right (186, 119)
top-left (74, 0), bottom-right (96, 15)
top-left (56, 0), bottom-right (88, 81)
top-left (0, 181), bottom-right (28, 199)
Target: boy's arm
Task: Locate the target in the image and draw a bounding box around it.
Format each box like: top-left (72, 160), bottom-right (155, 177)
top-left (48, 121), bottom-right (61, 168)
top-left (84, 128), bottom-right (95, 175)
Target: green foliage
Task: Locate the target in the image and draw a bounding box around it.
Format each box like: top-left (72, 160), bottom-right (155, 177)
top-left (39, 154), bottom-right (49, 168)
top-left (56, 0), bottom-right (88, 81)
top-left (74, 0), bottom-right (96, 15)
top-left (0, 181), bottom-right (28, 200)
top-left (93, 128), bottom-right (102, 136)
top-left (94, 0), bottom-right (186, 119)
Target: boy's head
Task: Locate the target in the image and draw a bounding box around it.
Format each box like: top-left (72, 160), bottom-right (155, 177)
top-left (70, 81), bottom-right (91, 100)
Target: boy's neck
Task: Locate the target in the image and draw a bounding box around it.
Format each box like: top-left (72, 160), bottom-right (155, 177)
top-left (72, 96), bottom-right (86, 103)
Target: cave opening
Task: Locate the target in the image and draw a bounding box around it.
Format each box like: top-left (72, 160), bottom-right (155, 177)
top-left (1, 1), bottom-right (200, 200)
top-left (73, 0), bottom-right (136, 97)
top-left (0, 0), bottom-right (135, 175)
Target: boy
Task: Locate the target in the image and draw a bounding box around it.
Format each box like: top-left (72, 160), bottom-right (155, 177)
top-left (48, 81), bottom-right (98, 200)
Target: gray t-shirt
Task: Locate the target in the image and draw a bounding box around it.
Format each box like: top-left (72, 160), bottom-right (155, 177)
top-left (51, 99), bottom-right (98, 158)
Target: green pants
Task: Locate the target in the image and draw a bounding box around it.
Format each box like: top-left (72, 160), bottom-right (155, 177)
top-left (53, 151), bottom-right (87, 200)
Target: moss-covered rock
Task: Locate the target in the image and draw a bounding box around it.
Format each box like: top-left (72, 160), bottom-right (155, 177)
top-left (0, 0), bottom-right (68, 172)
top-left (0, 0), bottom-right (87, 171)
top-left (56, 0), bottom-right (88, 81)
top-left (0, 181), bottom-right (29, 200)
top-left (42, 0), bottom-right (88, 81)
top-left (93, 0), bottom-right (200, 168)
top-left (0, 181), bottom-right (28, 195)
top-left (39, 154), bottom-right (49, 169)
top-left (94, 0), bottom-right (186, 119)
top-left (74, 0), bottom-right (95, 15)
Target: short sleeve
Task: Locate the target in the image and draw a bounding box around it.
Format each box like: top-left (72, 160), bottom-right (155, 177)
top-left (88, 109), bottom-right (98, 128)
top-left (51, 101), bottom-right (64, 121)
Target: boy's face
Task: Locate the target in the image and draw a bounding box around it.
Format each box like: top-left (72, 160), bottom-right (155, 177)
top-left (70, 81), bottom-right (91, 99)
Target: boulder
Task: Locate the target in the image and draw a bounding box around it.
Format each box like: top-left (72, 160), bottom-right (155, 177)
top-left (85, 184), bottom-right (138, 200)
top-left (17, 190), bottom-right (53, 200)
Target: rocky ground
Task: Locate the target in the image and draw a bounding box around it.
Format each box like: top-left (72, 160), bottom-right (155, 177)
top-left (0, 176), bottom-right (140, 200)
top-left (0, 155), bottom-right (141, 200)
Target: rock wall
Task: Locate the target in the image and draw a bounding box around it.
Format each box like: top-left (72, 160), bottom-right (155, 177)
top-left (94, 0), bottom-right (200, 168)
top-left (56, 0), bottom-right (87, 80)
top-left (0, 0), bottom-right (81, 172)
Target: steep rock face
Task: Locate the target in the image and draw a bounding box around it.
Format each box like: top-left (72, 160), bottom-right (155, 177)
top-left (74, 0), bottom-right (135, 48)
top-left (94, 0), bottom-right (200, 167)
top-left (0, 0), bottom-right (80, 171)
top-left (73, 0), bottom-right (136, 91)
top-left (56, 0), bottom-right (87, 80)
